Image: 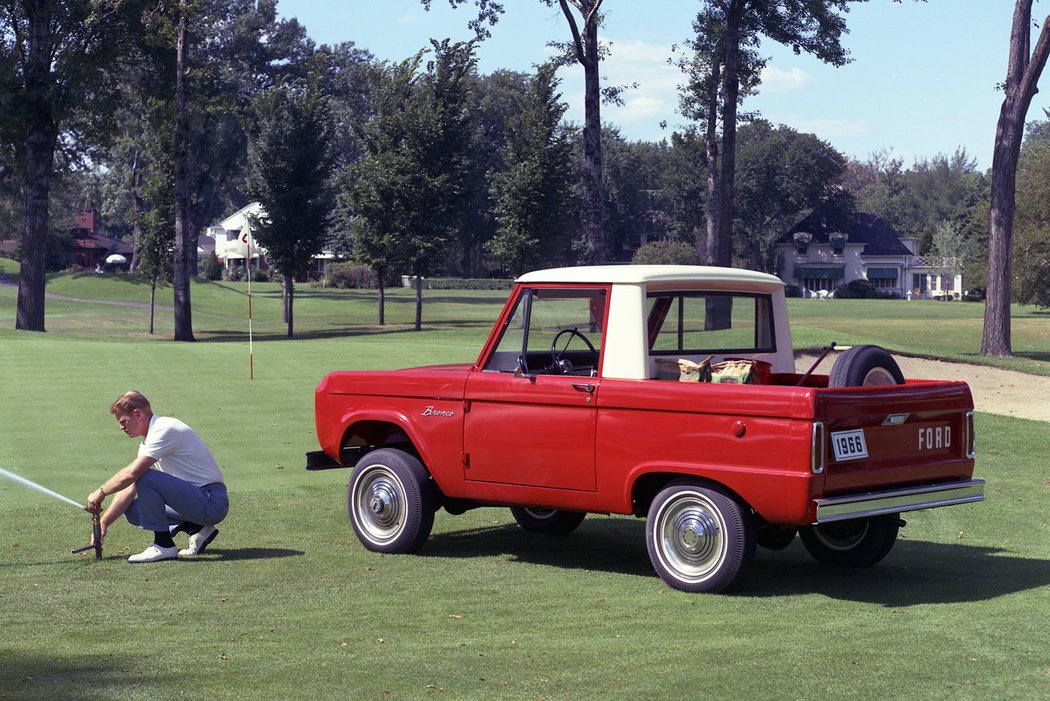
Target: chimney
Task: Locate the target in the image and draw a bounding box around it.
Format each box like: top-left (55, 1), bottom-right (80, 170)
top-left (75, 210), bottom-right (97, 234)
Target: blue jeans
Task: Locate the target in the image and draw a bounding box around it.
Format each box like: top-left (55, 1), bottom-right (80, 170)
top-left (124, 470), bottom-right (229, 533)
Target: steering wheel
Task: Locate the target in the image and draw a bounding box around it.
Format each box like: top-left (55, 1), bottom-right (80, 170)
top-left (550, 328), bottom-right (598, 375)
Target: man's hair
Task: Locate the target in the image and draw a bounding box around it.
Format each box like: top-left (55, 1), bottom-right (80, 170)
top-left (110, 390), bottom-right (152, 416)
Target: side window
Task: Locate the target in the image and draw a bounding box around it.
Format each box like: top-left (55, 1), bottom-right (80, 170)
top-left (648, 292), bottom-right (775, 354)
top-left (484, 287), bottom-right (606, 376)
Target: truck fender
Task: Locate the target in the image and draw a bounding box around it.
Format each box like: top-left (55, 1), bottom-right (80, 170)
top-left (624, 462), bottom-right (814, 525)
top-left (337, 409), bottom-right (434, 471)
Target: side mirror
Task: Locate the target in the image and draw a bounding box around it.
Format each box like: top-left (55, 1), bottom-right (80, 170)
top-left (513, 356), bottom-right (536, 382)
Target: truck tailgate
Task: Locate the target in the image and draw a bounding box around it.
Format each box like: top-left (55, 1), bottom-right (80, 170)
top-left (816, 380), bottom-right (975, 495)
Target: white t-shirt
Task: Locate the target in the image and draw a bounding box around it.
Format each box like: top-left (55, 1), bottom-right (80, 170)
top-left (138, 415), bottom-right (224, 487)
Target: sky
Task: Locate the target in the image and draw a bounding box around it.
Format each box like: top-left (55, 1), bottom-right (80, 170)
top-left (275, 1), bottom-right (1050, 171)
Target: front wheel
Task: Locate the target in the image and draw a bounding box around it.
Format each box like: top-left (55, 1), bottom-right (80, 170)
top-left (510, 506), bottom-right (586, 535)
top-left (645, 481), bottom-right (755, 593)
top-left (799, 517), bottom-right (899, 567)
top-left (348, 448), bottom-right (435, 554)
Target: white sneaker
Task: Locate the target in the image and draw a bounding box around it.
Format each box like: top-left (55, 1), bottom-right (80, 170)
top-left (179, 525), bottom-right (218, 556)
top-left (128, 544), bottom-right (179, 564)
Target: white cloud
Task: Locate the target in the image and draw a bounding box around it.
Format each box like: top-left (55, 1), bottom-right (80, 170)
top-left (556, 38), bottom-right (682, 139)
top-left (758, 65), bottom-right (813, 92)
top-left (766, 114), bottom-right (875, 141)
top-left (398, 14), bottom-right (423, 25)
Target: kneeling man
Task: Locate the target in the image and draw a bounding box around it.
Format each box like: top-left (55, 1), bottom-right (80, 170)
top-left (86, 391), bottom-right (229, 563)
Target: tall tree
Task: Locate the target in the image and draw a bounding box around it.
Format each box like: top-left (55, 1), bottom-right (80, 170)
top-left (982, 1), bottom-right (1050, 357)
top-left (1, 0), bottom-right (143, 331)
top-left (682, 1), bottom-right (856, 275)
top-left (337, 57), bottom-right (421, 326)
top-left (404, 39), bottom-right (477, 329)
top-left (486, 63), bottom-right (575, 275)
top-left (734, 120), bottom-right (847, 272)
top-left (247, 79), bottom-right (334, 338)
top-left (424, 0), bottom-right (609, 263)
top-left (172, 0), bottom-right (193, 340)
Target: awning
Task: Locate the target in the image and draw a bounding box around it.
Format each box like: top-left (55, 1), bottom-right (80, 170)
top-left (795, 266), bottom-right (844, 280)
top-left (866, 267), bottom-right (898, 280)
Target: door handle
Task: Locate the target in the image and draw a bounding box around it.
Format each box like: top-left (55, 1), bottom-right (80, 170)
top-left (571, 383), bottom-right (595, 394)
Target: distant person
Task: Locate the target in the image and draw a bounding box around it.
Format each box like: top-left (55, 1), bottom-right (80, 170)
top-left (86, 391), bottom-right (228, 563)
top-left (94, 263), bottom-right (103, 274)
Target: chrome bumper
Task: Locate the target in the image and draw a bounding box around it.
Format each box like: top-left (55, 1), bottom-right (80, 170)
top-left (814, 479), bottom-right (985, 523)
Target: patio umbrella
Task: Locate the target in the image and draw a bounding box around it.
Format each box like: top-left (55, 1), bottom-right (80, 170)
top-left (105, 254), bottom-right (127, 265)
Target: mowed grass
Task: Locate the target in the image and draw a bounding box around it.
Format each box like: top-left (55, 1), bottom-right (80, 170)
top-left (1, 261), bottom-right (1050, 699)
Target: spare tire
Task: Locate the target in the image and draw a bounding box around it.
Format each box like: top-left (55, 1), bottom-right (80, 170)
top-left (829, 345), bottom-right (905, 387)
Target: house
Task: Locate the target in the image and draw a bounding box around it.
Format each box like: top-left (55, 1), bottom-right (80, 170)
top-left (201, 202), bottom-right (338, 278)
top-left (200, 202), bottom-right (268, 274)
top-left (70, 210), bottom-right (133, 270)
top-left (773, 210), bottom-right (963, 299)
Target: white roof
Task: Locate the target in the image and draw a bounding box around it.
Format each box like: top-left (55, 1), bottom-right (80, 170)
top-left (516, 265), bottom-right (783, 288)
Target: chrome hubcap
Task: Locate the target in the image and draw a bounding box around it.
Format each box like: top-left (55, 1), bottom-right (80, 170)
top-left (656, 492), bottom-right (726, 582)
top-left (355, 468), bottom-right (405, 543)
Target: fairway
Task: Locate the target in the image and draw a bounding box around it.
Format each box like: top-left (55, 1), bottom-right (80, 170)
top-left (2, 269), bottom-right (1049, 699)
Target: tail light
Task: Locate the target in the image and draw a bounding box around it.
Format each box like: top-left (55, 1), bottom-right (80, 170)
top-left (811, 421), bottom-right (826, 474)
top-left (964, 410), bottom-right (976, 459)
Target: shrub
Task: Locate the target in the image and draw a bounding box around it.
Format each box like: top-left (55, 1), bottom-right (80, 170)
top-left (403, 276), bottom-right (514, 290)
top-left (199, 252), bottom-right (223, 281)
top-left (833, 279), bottom-right (879, 299)
top-left (631, 240), bottom-right (700, 266)
top-left (326, 263), bottom-right (377, 289)
top-left (784, 284), bottom-right (802, 298)
top-left (963, 286), bottom-right (986, 302)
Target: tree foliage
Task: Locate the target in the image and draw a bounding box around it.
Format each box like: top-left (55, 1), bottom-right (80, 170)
top-left (734, 120), bottom-right (847, 272)
top-left (247, 79), bottom-right (334, 338)
top-left (681, 0), bottom-right (858, 275)
top-left (486, 63), bottom-right (575, 276)
top-left (1012, 116), bottom-right (1050, 307)
top-left (2, 0), bottom-right (146, 331)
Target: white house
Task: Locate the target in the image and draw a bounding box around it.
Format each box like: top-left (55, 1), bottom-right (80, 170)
top-left (200, 202), bottom-right (267, 273)
top-left (774, 210), bottom-right (963, 299)
top-left (200, 202), bottom-right (338, 278)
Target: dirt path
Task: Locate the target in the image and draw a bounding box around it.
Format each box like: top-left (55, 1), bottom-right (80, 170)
top-left (797, 353), bottom-right (1050, 423)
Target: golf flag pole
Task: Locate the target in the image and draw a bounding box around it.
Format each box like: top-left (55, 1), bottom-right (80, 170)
top-left (244, 230), bottom-right (254, 380)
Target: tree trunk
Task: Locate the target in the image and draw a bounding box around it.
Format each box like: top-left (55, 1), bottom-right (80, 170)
top-left (703, 47), bottom-right (721, 266)
top-left (149, 280), bottom-right (156, 335)
top-left (414, 268), bottom-right (423, 331)
top-left (716, 0), bottom-right (740, 271)
top-left (129, 148), bottom-right (145, 273)
top-left (559, 0), bottom-right (604, 264)
top-left (15, 1), bottom-right (55, 333)
top-left (376, 264), bottom-right (386, 326)
top-left (982, 1), bottom-right (1050, 357)
top-left (172, 0), bottom-right (194, 341)
top-left (284, 275), bottom-right (295, 338)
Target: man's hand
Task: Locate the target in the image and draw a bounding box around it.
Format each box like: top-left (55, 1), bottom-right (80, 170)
top-left (85, 489), bottom-right (105, 514)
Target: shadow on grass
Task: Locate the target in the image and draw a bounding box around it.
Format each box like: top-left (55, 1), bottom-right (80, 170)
top-left (0, 650), bottom-right (164, 701)
top-left (424, 518), bottom-right (1050, 604)
top-left (185, 547), bottom-right (304, 562)
top-left (424, 519), bottom-right (655, 581)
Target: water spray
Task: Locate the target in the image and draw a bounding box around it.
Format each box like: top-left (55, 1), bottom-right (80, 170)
top-left (0, 467), bottom-right (103, 560)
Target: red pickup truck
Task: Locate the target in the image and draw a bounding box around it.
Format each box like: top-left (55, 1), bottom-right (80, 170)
top-left (307, 265), bottom-right (984, 593)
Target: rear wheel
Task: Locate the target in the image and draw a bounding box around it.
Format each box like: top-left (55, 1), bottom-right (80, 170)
top-left (799, 517), bottom-right (899, 567)
top-left (645, 481), bottom-right (755, 593)
top-left (348, 448), bottom-right (434, 554)
top-left (829, 345), bottom-right (905, 387)
top-left (510, 507), bottom-right (585, 534)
